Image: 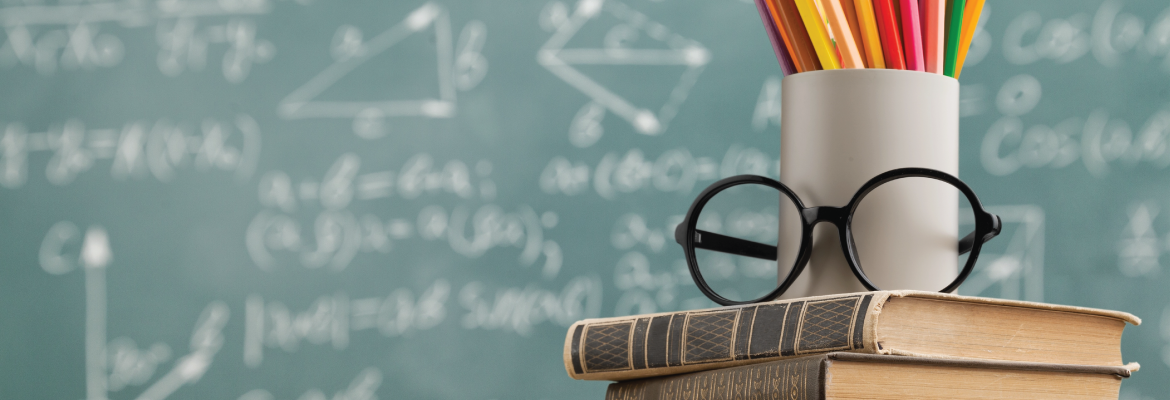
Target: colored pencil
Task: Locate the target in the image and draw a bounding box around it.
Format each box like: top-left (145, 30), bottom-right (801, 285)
top-left (753, 0), bottom-right (797, 75)
top-left (770, 0), bottom-right (822, 72)
top-left (794, 0), bottom-right (840, 69)
top-left (873, 0), bottom-right (906, 69)
top-left (944, 0), bottom-right (965, 76)
top-left (822, 0), bottom-right (865, 68)
top-left (954, 0), bottom-right (984, 78)
top-left (919, 0), bottom-right (926, 36)
top-left (839, 0), bottom-right (869, 67)
top-left (899, 0), bottom-right (924, 71)
top-left (853, 0), bottom-right (885, 68)
top-left (922, 0), bottom-right (945, 73)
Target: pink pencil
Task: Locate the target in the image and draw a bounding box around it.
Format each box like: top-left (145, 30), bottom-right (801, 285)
top-left (899, 0), bottom-right (925, 71)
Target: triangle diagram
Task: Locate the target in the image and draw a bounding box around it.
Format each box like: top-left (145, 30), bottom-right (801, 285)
top-left (279, 2), bottom-right (456, 122)
top-left (538, 0), bottom-right (710, 135)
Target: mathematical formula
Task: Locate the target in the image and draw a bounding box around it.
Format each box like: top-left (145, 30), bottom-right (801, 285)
top-left (0, 115), bottom-right (260, 188)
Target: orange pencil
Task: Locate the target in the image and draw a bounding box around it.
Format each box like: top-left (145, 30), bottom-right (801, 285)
top-left (768, 0), bottom-right (822, 72)
top-left (822, 0), bottom-right (865, 68)
top-left (853, 0), bottom-right (885, 68)
top-left (954, 0), bottom-right (985, 77)
top-left (838, 0), bottom-right (869, 67)
top-left (873, 0), bottom-right (906, 69)
top-left (922, 0), bottom-right (945, 73)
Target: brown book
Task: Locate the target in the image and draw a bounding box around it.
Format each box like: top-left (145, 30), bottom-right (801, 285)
top-left (605, 352), bottom-right (1138, 400)
top-left (565, 291), bottom-right (1139, 381)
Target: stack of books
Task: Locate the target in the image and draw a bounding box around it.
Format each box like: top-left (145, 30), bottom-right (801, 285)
top-left (563, 291), bottom-right (1140, 399)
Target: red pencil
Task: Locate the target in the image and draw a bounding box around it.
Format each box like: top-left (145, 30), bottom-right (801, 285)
top-left (873, 0), bottom-right (906, 69)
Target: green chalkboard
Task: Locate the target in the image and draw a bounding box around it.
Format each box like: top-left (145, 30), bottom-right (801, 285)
top-left (1, 0), bottom-right (1169, 398)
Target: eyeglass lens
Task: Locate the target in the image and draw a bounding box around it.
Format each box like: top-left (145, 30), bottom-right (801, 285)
top-left (851, 177), bottom-right (973, 291)
top-left (692, 183), bottom-right (797, 303)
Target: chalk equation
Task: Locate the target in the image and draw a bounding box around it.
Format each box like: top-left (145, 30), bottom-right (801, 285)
top-left (38, 222), bottom-right (228, 400)
top-left (540, 144), bottom-right (779, 199)
top-left (256, 153), bottom-right (497, 211)
top-left (243, 276), bottom-right (602, 368)
top-left (980, 74), bottom-right (1170, 177)
top-left (0, 115), bottom-right (260, 188)
top-left (277, 2), bottom-right (487, 139)
top-left (539, 0), bottom-right (709, 144)
top-left (248, 153), bottom-right (562, 275)
top-left (0, 0), bottom-right (277, 81)
top-left (1001, 1), bottom-right (1170, 70)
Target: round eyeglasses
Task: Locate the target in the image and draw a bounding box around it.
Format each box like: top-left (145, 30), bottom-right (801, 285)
top-left (675, 167), bottom-right (1002, 306)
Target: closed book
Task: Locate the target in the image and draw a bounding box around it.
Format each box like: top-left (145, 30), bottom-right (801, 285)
top-left (605, 352), bottom-right (1138, 400)
top-left (564, 291), bottom-right (1139, 381)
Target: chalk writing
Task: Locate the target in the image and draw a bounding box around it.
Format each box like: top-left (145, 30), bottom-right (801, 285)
top-left (1002, 1), bottom-right (1170, 70)
top-left (0, 115), bottom-right (260, 188)
top-left (243, 281), bottom-right (449, 367)
top-left (981, 75), bottom-right (1170, 177)
top-left (0, 0), bottom-right (276, 80)
top-left (540, 145), bottom-right (779, 199)
top-left (459, 276), bottom-right (603, 336)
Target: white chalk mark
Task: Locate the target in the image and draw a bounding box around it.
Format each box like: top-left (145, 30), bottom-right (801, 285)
top-left (243, 295), bottom-right (263, 368)
top-left (1118, 203), bottom-right (1162, 277)
top-left (357, 171), bottom-right (395, 200)
top-left (538, 0), bottom-right (708, 135)
top-left (277, 2), bottom-right (457, 136)
top-left (39, 221), bottom-right (80, 275)
top-left (81, 226), bottom-right (111, 400)
top-left (0, 0), bottom-right (270, 27)
top-left (135, 301), bottom-right (228, 400)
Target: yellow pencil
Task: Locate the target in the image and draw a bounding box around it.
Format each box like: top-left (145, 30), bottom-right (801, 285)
top-left (822, 0), bottom-right (865, 68)
top-left (853, 0), bottom-right (885, 69)
top-left (954, 0), bottom-right (984, 78)
top-left (794, 0), bottom-right (840, 69)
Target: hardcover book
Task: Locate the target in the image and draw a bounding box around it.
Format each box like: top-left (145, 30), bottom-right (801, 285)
top-left (564, 290), bottom-right (1139, 381)
top-left (605, 352), bottom-right (1138, 400)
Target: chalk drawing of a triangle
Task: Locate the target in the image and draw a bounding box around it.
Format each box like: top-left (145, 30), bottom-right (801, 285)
top-left (537, 0), bottom-right (710, 135)
top-left (278, 2), bottom-right (455, 125)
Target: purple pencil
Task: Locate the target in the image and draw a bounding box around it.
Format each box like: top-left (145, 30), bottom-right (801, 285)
top-left (753, 0), bottom-right (796, 76)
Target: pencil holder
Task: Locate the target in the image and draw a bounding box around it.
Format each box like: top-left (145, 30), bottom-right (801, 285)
top-left (778, 69), bottom-right (959, 298)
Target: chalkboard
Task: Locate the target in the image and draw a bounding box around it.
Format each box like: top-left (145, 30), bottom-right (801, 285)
top-left (1, 0), bottom-right (1169, 398)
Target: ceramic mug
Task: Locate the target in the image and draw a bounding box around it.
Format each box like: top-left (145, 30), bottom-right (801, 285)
top-left (778, 69), bottom-right (960, 298)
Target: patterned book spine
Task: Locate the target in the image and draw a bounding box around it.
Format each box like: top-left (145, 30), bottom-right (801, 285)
top-left (605, 354), bottom-right (827, 400)
top-left (567, 293), bottom-right (875, 380)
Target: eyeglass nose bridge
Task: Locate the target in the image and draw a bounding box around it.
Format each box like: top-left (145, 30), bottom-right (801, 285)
top-left (802, 205), bottom-right (850, 227)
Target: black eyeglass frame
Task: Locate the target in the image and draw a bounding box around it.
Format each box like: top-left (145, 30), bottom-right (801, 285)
top-left (676, 167), bottom-right (1002, 306)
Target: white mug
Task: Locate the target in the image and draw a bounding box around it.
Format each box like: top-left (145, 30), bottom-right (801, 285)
top-left (778, 69), bottom-right (960, 298)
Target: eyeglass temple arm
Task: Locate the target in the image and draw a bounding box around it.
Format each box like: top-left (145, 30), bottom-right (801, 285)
top-left (958, 214), bottom-right (1002, 255)
top-left (674, 223), bottom-right (779, 261)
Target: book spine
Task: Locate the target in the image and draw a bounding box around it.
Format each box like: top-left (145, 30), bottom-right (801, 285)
top-left (605, 354), bottom-right (827, 400)
top-left (566, 293), bottom-right (878, 381)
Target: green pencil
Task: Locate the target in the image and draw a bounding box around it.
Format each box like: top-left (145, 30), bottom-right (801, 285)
top-left (944, 0), bottom-right (965, 77)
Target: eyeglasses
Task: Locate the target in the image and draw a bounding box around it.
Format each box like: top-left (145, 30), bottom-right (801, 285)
top-left (675, 167), bottom-right (1002, 306)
